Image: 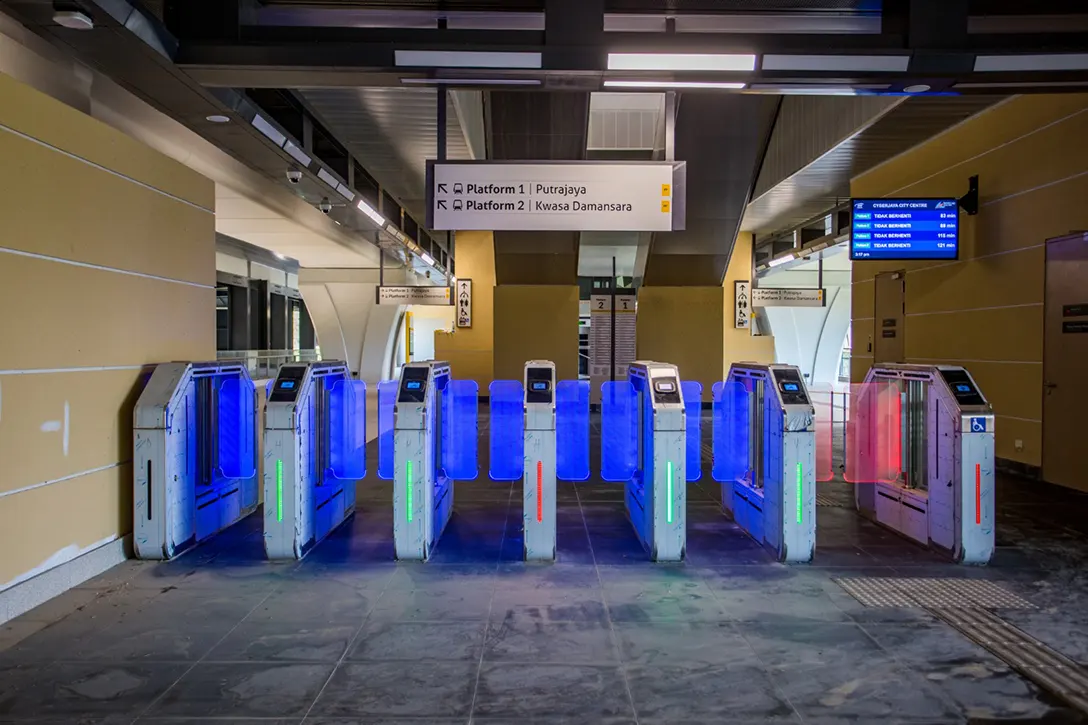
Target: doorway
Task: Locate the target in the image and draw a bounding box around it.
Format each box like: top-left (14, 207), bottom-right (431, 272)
top-left (873, 271), bottom-right (905, 364)
top-left (1043, 233), bottom-right (1088, 492)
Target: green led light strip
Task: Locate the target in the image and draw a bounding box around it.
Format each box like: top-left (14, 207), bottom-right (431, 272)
top-left (406, 459), bottom-right (414, 523)
top-left (796, 461), bottom-right (803, 525)
top-left (666, 461), bottom-right (674, 524)
top-left (276, 459), bottom-right (283, 523)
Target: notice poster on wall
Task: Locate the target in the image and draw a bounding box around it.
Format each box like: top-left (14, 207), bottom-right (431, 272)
top-left (589, 294), bottom-right (637, 397)
top-left (456, 279), bottom-right (472, 328)
top-left (734, 281), bottom-right (751, 329)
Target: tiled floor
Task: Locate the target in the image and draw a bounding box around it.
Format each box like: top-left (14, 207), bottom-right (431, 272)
top-left (2, 421), bottom-right (1088, 724)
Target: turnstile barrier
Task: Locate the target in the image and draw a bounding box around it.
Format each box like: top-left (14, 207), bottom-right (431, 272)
top-left (134, 362), bottom-right (259, 560)
top-left (263, 361), bottom-right (361, 560)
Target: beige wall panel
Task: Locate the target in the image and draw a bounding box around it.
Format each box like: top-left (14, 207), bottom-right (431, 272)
top-left (0, 132), bottom-right (214, 287)
top-left (637, 286), bottom-right (724, 401)
top-left (991, 417), bottom-right (1041, 467)
top-left (903, 247), bottom-right (1046, 315)
top-left (0, 255), bottom-right (215, 371)
top-left (940, 360), bottom-right (1044, 423)
top-left (856, 96), bottom-right (1088, 196)
top-left (437, 231), bottom-right (495, 385)
top-left (904, 306), bottom-right (1043, 365)
top-left (493, 286), bottom-right (580, 383)
top-left (723, 233), bottom-right (775, 372)
top-left (0, 368), bottom-right (148, 495)
top-left (0, 72), bottom-right (214, 210)
top-left (0, 463), bottom-right (131, 587)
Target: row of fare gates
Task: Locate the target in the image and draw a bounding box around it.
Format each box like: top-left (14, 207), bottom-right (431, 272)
top-left (133, 358), bottom-right (996, 566)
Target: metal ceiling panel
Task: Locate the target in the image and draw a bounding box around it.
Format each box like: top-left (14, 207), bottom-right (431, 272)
top-left (299, 87), bottom-right (473, 220)
top-left (742, 94), bottom-right (1005, 237)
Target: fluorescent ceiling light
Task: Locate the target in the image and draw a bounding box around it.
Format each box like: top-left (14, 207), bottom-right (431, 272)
top-left (604, 80), bottom-right (745, 89)
top-left (761, 54), bottom-right (910, 72)
top-left (607, 53), bottom-right (756, 72)
top-left (53, 10), bottom-right (94, 30)
top-left (252, 114), bottom-right (286, 147)
top-left (283, 141), bottom-right (311, 166)
top-left (767, 255), bottom-right (794, 268)
top-left (748, 84), bottom-right (858, 95)
top-left (400, 77), bottom-right (541, 86)
top-left (336, 183), bottom-right (354, 201)
top-left (317, 168), bottom-right (341, 190)
top-left (395, 50), bottom-right (542, 69)
top-left (903, 83), bottom-right (931, 93)
top-left (205, 114), bottom-right (230, 123)
top-left (421, 253), bottom-right (435, 266)
top-left (357, 198), bottom-right (386, 226)
top-left (974, 53), bottom-right (1088, 72)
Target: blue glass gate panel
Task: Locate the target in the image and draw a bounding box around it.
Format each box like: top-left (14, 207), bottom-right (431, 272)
top-left (489, 380), bottom-right (524, 481)
top-left (601, 380), bottom-right (637, 482)
top-left (217, 376), bottom-right (256, 479)
top-left (712, 382), bottom-right (727, 482)
top-left (557, 380), bottom-right (590, 481)
top-left (681, 380), bottom-right (702, 482)
top-left (327, 379), bottom-right (367, 480)
top-left (716, 380), bottom-right (750, 483)
top-left (377, 380), bottom-right (397, 480)
top-left (443, 379), bottom-right (479, 480)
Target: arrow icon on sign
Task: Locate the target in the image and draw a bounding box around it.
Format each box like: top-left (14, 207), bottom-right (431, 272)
top-left (437, 183), bottom-right (448, 194)
top-left (437, 200), bottom-right (447, 210)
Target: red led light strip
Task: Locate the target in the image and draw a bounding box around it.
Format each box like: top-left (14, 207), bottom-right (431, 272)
top-left (536, 461), bottom-right (543, 523)
top-left (975, 463), bottom-right (981, 525)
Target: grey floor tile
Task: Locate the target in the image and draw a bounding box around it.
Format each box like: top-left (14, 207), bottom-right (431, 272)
top-left (862, 621), bottom-right (1002, 667)
top-left (366, 587), bottom-right (493, 622)
top-left (0, 618), bottom-right (47, 653)
top-left (148, 662), bottom-right (333, 718)
top-left (613, 621), bottom-right (760, 667)
top-left (483, 619), bottom-right (618, 664)
top-left (309, 661), bottom-right (477, 718)
top-left (248, 582), bottom-right (379, 624)
top-left (741, 620), bottom-right (892, 669)
top-left (349, 621), bottom-right (484, 661)
top-left (472, 663), bottom-right (633, 720)
top-left (206, 621), bottom-right (357, 662)
top-left (767, 661), bottom-right (960, 721)
top-left (14, 587), bottom-right (104, 623)
top-left (0, 662), bottom-right (188, 718)
top-left (604, 581), bottom-right (727, 623)
top-left (489, 599), bottom-right (608, 626)
top-left (714, 587), bottom-right (851, 623)
top-left (624, 664), bottom-right (795, 721)
top-left (919, 659), bottom-right (1061, 721)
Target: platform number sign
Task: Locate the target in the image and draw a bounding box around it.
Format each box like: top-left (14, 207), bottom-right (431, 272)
top-left (970, 417), bottom-right (987, 433)
top-left (456, 278), bottom-right (472, 328)
top-left (735, 280), bottom-right (751, 330)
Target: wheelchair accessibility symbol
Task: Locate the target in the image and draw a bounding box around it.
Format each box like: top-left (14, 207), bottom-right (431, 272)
top-left (970, 417), bottom-right (987, 433)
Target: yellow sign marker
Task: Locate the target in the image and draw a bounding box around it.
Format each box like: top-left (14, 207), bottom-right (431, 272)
top-left (661, 200), bottom-right (671, 213)
top-left (661, 183), bottom-right (671, 197)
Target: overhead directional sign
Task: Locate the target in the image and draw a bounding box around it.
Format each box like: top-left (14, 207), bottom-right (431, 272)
top-left (752, 288), bottom-right (826, 308)
top-left (376, 285), bottom-right (452, 306)
top-left (427, 161), bottom-right (684, 232)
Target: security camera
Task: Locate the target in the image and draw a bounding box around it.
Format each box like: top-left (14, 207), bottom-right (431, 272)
top-left (286, 167), bottom-right (302, 184)
top-left (319, 197), bottom-right (332, 215)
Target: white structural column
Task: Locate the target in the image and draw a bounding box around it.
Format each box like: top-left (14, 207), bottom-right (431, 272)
top-left (298, 268), bottom-right (409, 383)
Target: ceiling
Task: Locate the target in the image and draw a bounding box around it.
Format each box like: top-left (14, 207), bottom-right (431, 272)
top-left (299, 87), bottom-right (475, 220)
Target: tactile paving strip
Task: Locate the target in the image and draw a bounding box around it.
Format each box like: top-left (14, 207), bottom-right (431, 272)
top-left (816, 494), bottom-right (850, 507)
top-left (833, 577), bottom-right (1037, 609)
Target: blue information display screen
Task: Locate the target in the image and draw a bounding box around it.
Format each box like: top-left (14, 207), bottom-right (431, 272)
top-left (406, 381), bottom-right (422, 390)
top-left (783, 383), bottom-right (799, 392)
top-left (531, 381), bottom-right (548, 391)
top-left (278, 380), bottom-right (296, 390)
top-left (851, 198), bottom-right (959, 260)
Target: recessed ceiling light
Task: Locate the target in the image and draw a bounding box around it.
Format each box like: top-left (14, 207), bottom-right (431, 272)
top-left (206, 114), bottom-right (230, 123)
top-left (904, 84), bottom-right (931, 93)
top-left (604, 80), bottom-right (746, 90)
top-left (53, 9), bottom-right (94, 30)
top-left (607, 53), bottom-right (756, 72)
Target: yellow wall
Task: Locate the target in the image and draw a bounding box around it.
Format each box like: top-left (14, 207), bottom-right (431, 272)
top-left (493, 286), bottom-right (580, 383)
top-left (850, 94), bottom-right (1088, 467)
top-left (723, 232), bottom-right (776, 375)
top-left (637, 287), bottom-right (724, 401)
top-left (0, 71), bottom-right (215, 589)
top-left (434, 230), bottom-right (495, 386)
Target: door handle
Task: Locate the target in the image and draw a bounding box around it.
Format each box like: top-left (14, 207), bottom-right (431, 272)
top-left (1044, 382), bottom-right (1058, 391)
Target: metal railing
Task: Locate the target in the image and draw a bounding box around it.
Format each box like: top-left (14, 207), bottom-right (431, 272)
top-left (216, 349), bottom-right (321, 380)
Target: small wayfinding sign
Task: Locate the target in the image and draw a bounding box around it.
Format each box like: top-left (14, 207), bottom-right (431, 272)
top-left (751, 288), bottom-right (826, 308)
top-left (428, 162), bottom-right (679, 232)
top-left (455, 279), bottom-right (472, 328)
top-left (377, 286), bottom-right (452, 306)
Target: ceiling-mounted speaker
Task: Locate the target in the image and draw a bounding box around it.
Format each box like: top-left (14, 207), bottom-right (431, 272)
top-left (53, 9), bottom-right (94, 30)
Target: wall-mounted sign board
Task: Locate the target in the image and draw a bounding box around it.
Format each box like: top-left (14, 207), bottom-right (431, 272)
top-left (851, 198), bottom-right (959, 261)
top-left (456, 279), bottom-right (472, 328)
top-left (376, 285), bottom-right (452, 306)
top-left (752, 287), bottom-right (826, 308)
top-left (427, 161), bottom-right (685, 232)
top-left (734, 281), bottom-right (751, 329)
